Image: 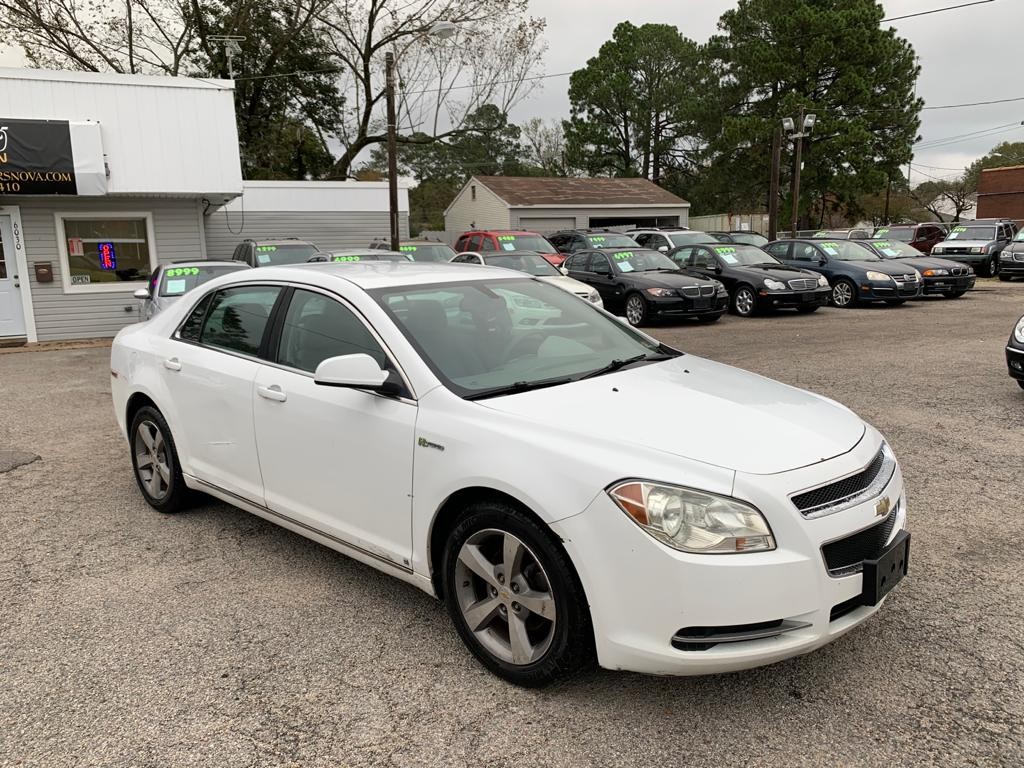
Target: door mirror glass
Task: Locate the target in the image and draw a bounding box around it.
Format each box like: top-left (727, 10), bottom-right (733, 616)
top-left (559, 266), bottom-right (569, 276)
top-left (658, 245), bottom-right (668, 252)
top-left (314, 353), bottom-right (389, 390)
top-left (133, 288), bottom-right (151, 300)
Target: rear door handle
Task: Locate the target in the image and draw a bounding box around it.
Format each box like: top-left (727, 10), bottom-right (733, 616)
top-left (257, 384), bottom-right (287, 402)
top-left (163, 357), bottom-right (182, 372)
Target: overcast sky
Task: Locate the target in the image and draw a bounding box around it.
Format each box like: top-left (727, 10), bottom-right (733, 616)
top-left (517, 0), bottom-right (1024, 185)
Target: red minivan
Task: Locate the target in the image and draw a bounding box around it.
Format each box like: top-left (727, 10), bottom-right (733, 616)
top-left (454, 230), bottom-right (565, 266)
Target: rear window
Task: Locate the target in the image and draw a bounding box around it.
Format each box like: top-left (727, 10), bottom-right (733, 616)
top-left (159, 264), bottom-right (246, 296)
top-left (253, 243), bottom-right (319, 265)
top-left (873, 226), bottom-right (915, 242)
top-left (946, 226), bottom-right (995, 241)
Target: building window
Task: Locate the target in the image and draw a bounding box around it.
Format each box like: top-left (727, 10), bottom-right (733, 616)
top-left (56, 213), bottom-right (157, 292)
top-left (471, 185), bottom-right (476, 201)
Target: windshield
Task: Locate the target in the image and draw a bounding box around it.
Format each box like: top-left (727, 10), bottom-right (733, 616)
top-left (585, 233), bottom-right (639, 248)
top-left (159, 264), bottom-right (246, 296)
top-left (609, 249), bottom-right (678, 273)
top-left (372, 278), bottom-right (670, 398)
top-left (400, 243), bottom-right (455, 262)
top-left (711, 244), bottom-right (780, 266)
top-left (325, 252), bottom-right (411, 263)
top-left (870, 240), bottom-right (919, 259)
top-left (495, 234), bottom-right (555, 252)
top-left (483, 253), bottom-right (560, 276)
top-left (873, 226), bottom-right (915, 242)
top-left (1016, 230), bottom-right (1024, 242)
top-left (255, 243), bottom-right (319, 265)
top-left (946, 226), bottom-right (995, 241)
top-left (668, 232), bottom-right (716, 247)
top-left (816, 241), bottom-right (880, 262)
top-left (728, 232), bottom-right (769, 247)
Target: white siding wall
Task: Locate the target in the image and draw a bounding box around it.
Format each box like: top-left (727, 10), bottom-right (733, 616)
top-left (510, 206), bottom-right (689, 232)
top-left (443, 182), bottom-right (511, 233)
top-left (203, 209), bottom-right (409, 261)
top-left (14, 196), bottom-right (204, 341)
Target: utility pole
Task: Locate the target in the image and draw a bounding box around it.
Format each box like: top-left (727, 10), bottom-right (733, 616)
top-left (791, 106), bottom-right (805, 237)
top-left (385, 50), bottom-right (400, 252)
top-left (768, 126), bottom-right (782, 240)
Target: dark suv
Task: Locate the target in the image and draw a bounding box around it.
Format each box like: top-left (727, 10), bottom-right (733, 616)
top-left (547, 229), bottom-right (641, 254)
top-left (872, 222), bottom-right (947, 255)
top-left (931, 219), bottom-right (1018, 277)
top-left (231, 238), bottom-right (319, 267)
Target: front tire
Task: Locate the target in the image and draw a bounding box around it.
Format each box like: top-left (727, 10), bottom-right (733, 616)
top-left (624, 293), bottom-right (648, 327)
top-left (129, 405), bottom-right (190, 513)
top-left (831, 279), bottom-right (857, 308)
top-left (731, 285), bottom-right (758, 317)
top-left (442, 500), bottom-right (594, 687)
top-left (979, 257), bottom-right (997, 277)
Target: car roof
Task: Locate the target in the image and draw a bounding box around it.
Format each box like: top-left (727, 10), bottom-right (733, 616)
top-left (222, 261), bottom-right (524, 289)
top-left (327, 248), bottom-right (406, 257)
top-left (165, 260), bottom-right (247, 267)
top-left (247, 238), bottom-right (317, 245)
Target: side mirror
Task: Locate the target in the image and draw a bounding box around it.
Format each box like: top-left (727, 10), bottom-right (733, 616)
top-left (559, 266), bottom-right (569, 276)
top-left (816, 257), bottom-right (827, 265)
top-left (714, 264), bottom-right (723, 274)
top-left (658, 245), bottom-right (669, 252)
top-left (314, 354), bottom-right (396, 394)
top-left (134, 288), bottom-right (151, 300)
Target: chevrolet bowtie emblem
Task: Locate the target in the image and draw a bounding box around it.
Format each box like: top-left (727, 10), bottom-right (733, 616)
top-left (875, 497), bottom-right (891, 518)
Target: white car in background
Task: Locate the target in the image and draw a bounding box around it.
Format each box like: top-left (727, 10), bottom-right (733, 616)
top-left (110, 262), bottom-right (909, 686)
top-left (450, 250), bottom-right (603, 308)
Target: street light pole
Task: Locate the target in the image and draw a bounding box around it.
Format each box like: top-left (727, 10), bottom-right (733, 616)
top-left (790, 106), bottom-right (805, 237)
top-left (385, 50), bottom-right (400, 252)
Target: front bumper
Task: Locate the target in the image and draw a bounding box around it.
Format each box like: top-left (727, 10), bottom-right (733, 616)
top-left (921, 274), bottom-right (975, 294)
top-left (1007, 344), bottom-right (1024, 382)
top-left (648, 294), bottom-right (729, 319)
top-left (552, 434), bottom-right (908, 676)
top-left (758, 287), bottom-right (830, 309)
top-left (859, 280), bottom-right (921, 301)
top-left (999, 254), bottom-right (1024, 277)
top-left (934, 252), bottom-right (987, 266)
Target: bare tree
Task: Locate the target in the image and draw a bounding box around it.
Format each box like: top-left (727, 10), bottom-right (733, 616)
top-left (521, 118), bottom-right (573, 176)
top-left (319, 0), bottom-right (546, 178)
top-left (910, 177), bottom-right (977, 223)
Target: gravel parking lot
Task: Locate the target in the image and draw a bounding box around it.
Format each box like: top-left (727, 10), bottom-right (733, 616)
top-left (1, 280), bottom-right (1022, 767)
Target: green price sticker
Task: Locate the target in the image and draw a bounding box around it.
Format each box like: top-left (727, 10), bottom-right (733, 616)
top-left (256, 245), bottom-right (278, 252)
top-left (613, 251), bottom-right (634, 260)
top-left (497, 235), bottom-right (517, 242)
top-left (814, 231), bottom-right (827, 238)
top-left (714, 246), bottom-right (737, 255)
top-left (399, 245), bottom-right (417, 252)
top-left (874, 241), bottom-right (893, 248)
top-left (589, 236), bottom-right (606, 243)
top-left (165, 267), bottom-right (200, 277)
top-left (953, 227), bottom-right (967, 233)
top-left (330, 255), bottom-right (362, 262)
top-left (876, 229), bottom-right (890, 236)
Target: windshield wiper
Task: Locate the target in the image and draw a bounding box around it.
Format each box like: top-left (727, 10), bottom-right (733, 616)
top-left (464, 377), bottom-right (575, 401)
top-left (578, 353), bottom-right (672, 381)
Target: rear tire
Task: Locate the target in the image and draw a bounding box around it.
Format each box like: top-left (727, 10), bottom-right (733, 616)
top-left (442, 500), bottom-right (594, 687)
top-left (129, 405), bottom-right (190, 513)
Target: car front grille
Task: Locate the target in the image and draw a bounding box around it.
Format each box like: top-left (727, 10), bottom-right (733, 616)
top-left (822, 505), bottom-right (899, 576)
top-left (1014, 253), bottom-right (1024, 262)
top-left (680, 285), bottom-right (717, 298)
top-left (790, 446), bottom-right (896, 518)
top-left (896, 274), bottom-right (919, 283)
top-left (940, 246), bottom-right (970, 255)
top-left (950, 266), bottom-right (969, 274)
top-left (788, 278), bottom-right (818, 290)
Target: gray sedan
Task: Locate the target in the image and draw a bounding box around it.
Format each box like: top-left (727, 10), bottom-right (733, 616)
top-left (134, 261), bottom-right (251, 319)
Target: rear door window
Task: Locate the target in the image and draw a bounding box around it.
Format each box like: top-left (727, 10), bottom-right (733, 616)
top-left (765, 242), bottom-right (791, 259)
top-left (199, 285), bottom-right (282, 357)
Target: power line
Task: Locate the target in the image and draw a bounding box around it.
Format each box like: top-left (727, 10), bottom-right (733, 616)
top-left (881, 0), bottom-right (996, 23)
top-left (923, 95), bottom-right (1024, 110)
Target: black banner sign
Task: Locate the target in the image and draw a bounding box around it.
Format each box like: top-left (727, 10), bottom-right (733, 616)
top-left (0, 119), bottom-right (77, 195)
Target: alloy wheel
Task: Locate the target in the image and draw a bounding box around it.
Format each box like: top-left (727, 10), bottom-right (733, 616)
top-left (735, 287), bottom-right (755, 316)
top-left (134, 419), bottom-right (171, 500)
top-left (453, 529), bottom-right (557, 666)
top-left (832, 281), bottom-right (854, 307)
top-left (625, 295), bottom-right (645, 326)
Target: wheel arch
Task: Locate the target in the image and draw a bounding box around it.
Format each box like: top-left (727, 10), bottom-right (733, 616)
top-left (126, 391), bottom-right (159, 431)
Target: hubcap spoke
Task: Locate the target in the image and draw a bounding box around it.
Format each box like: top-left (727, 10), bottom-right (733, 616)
top-left (508, 612), bottom-right (535, 665)
top-left (155, 461), bottom-right (171, 484)
top-left (516, 589), bottom-right (556, 621)
top-left (463, 595), bottom-right (502, 632)
top-left (458, 544), bottom-right (500, 588)
top-left (139, 426), bottom-right (156, 451)
top-left (136, 453), bottom-right (154, 470)
top-left (502, 534), bottom-right (525, 580)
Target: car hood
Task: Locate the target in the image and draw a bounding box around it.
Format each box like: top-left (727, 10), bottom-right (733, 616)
top-left (479, 355), bottom-right (865, 475)
top-left (537, 275), bottom-right (595, 296)
top-left (935, 239), bottom-right (993, 249)
top-left (624, 270), bottom-right (713, 288)
top-left (845, 261), bottom-right (915, 276)
top-left (728, 264), bottom-right (818, 280)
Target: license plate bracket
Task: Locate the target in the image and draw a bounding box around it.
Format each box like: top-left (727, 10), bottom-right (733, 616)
top-left (693, 298), bottom-right (711, 310)
top-left (861, 530), bottom-right (910, 606)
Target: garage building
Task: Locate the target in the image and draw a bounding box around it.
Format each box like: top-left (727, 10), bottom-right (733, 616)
top-left (442, 175), bottom-right (690, 236)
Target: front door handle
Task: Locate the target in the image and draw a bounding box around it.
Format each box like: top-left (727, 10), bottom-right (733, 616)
top-left (163, 357), bottom-right (182, 372)
top-left (257, 384), bottom-right (287, 402)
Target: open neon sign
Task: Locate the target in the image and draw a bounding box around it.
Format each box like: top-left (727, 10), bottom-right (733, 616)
top-left (98, 242), bottom-right (116, 270)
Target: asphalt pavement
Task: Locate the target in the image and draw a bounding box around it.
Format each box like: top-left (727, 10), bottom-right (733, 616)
top-left (1, 279), bottom-right (1022, 767)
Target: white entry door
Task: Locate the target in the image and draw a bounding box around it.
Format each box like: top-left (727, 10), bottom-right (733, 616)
top-left (0, 215), bottom-right (27, 338)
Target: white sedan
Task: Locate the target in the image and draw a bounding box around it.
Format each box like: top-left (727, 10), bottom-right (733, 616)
top-left (450, 250), bottom-right (603, 308)
top-left (110, 262), bottom-right (909, 686)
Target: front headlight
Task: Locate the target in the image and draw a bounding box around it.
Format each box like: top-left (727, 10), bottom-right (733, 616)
top-left (715, 281), bottom-right (728, 296)
top-left (763, 278), bottom-right (787, 290)
top-left (932, 246), bottom-right (944, 254)
top-left (922, 268), bottom-right (949, 276)
top-left (608, 480), bottom-right (775, 554)
top-left (587, 289), bottom-right (601, 303)
top-left (865, 271), bottom-right (893, 281)
top-left (645, 288), bottom-right (676, 297)
top-left (1015, 316), bottom-right (1024, 344)
top-left (817, 274), bottom-right (829, 287)
top-left (971, 247), bottom-right (985, 254)
top-left (1001, 252), bottom-right (1013, 260)
top-left (913, 270), bottom-right (922, 281)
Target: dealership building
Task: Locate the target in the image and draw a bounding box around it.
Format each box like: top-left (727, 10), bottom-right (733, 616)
top-left (0, 67), bottom-right (406, 344)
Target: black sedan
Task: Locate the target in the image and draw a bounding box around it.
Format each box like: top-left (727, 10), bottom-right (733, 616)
top-left (667, 243), bottom-right (830, 317)
top-left (1007, 313), bottom-right (1024, 389)
top-left (858, 239), bottom-right (975, 298)
top-left (563, 248), bottom-right (728, 326)
top-left (998, 230), bottom-right (1024, 282)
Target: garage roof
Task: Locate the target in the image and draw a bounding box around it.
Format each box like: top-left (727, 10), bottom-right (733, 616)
top-left (471, 176), bottom-right (688, 207)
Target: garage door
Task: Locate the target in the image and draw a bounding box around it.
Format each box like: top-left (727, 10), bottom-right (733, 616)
top-left (517, 217), bottom-right (576, 235)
